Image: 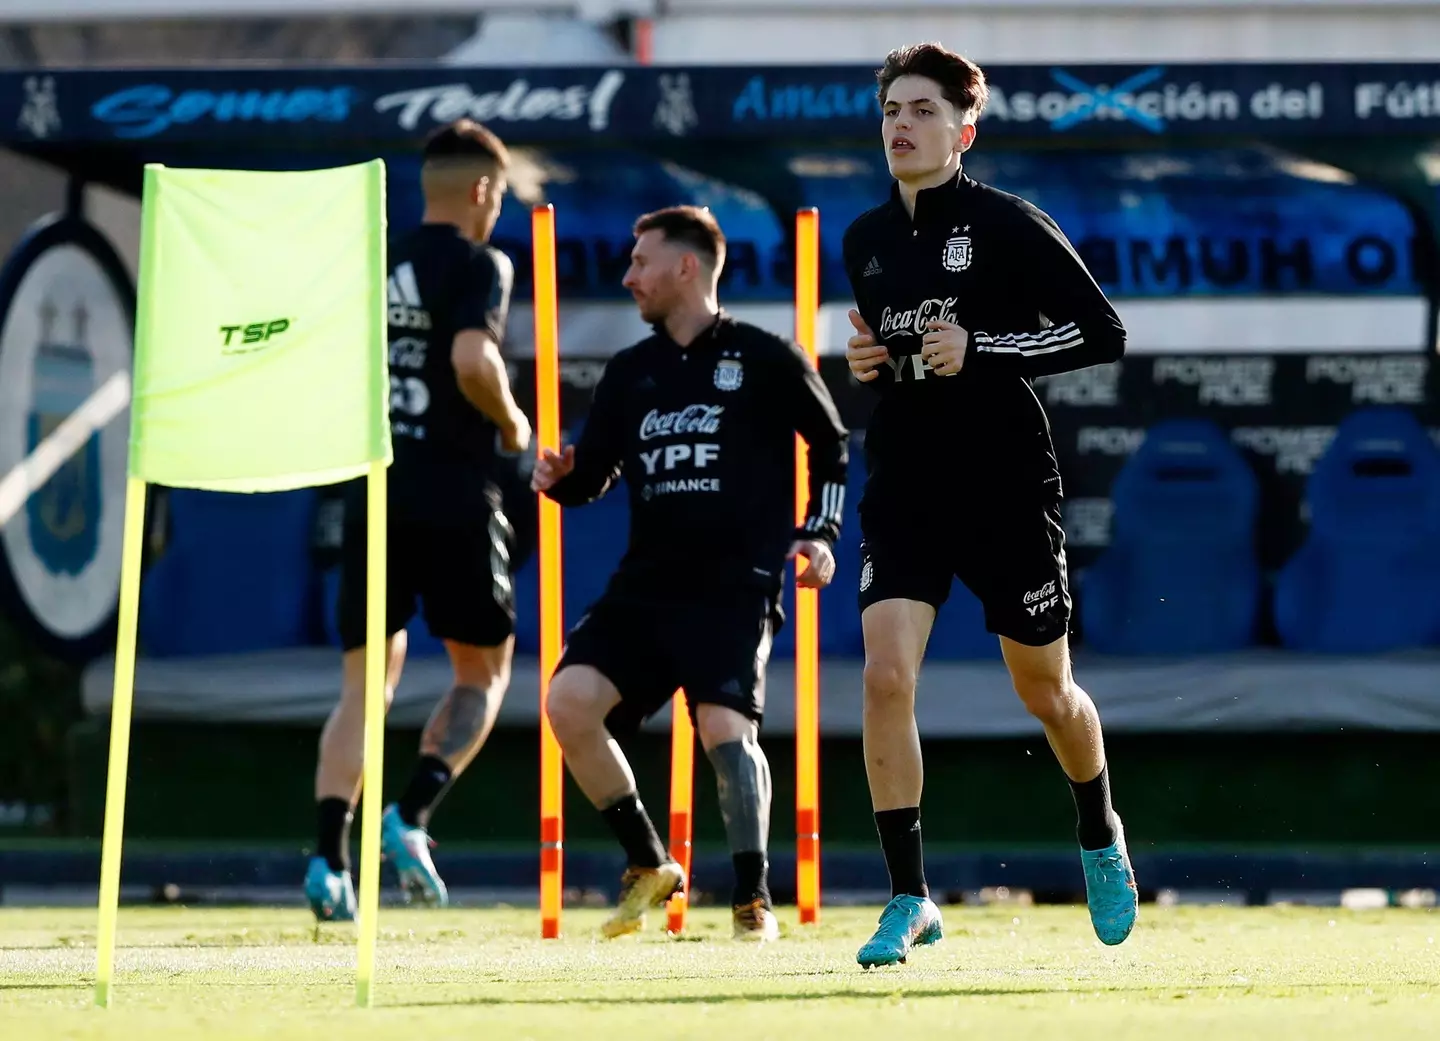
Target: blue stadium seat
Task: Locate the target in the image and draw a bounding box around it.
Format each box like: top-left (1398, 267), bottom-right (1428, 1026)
top-left (139, 488), bottom-right (320, 657)
top-left (1274, 408), bottom-right (1440, 653)
top-left (1081, 419), bottom-right (1261, 655)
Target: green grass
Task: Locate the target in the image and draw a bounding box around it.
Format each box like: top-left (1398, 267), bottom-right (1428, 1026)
top-left (2, 904), bottom-right (1437, 1039)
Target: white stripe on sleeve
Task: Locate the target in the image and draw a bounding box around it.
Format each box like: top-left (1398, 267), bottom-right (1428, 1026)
top-left (975, 321), bottom-right (1083, 358)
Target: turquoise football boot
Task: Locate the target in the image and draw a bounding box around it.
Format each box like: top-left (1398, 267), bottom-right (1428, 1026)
top-left (1082, 816), bottom-right (1139, 945)
top-left (381, 803), bottom-right (449, 907)
top-left (304, 856), bottom-right (356, 923)
top-left (856, 894), bottom-right (943, 968)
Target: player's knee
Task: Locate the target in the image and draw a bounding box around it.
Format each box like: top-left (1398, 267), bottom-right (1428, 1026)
top-left (1012, 673), bottom-right (1078, 726)
top-left (862, 659), bottom-right (918, 707)
top-left (695, 704), bottom-right (753, 750)
top-left (544, 669), bottom-right (604, 743)
top-left (446, 640), bottom-right (511, 693)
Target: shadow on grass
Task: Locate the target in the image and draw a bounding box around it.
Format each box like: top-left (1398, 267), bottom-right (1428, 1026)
top-left (384, 982), bottom-right (1275, 1009)
top-left (0, 982), bottom-right (89, 991)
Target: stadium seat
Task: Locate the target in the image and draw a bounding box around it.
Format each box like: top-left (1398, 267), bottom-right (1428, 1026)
top-left (1081, 419), bottom-right (1261, 655)
top-left (139, 488), bottom-right (321, 657)
top-left (1274, 408), bottom-right (1440, 653)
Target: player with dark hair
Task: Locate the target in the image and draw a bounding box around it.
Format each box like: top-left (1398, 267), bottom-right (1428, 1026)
top-left (531, 205), bottom-right (849, 942)
top-left (841, 43), bottom-right (1137, 966)
top-left (305, 119), bottom-right (531, 920)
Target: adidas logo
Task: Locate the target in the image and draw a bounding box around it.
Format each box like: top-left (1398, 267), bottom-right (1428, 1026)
top-left (387, 261), bottom-right (432, 330)
top-left (863, 256), bottom-right (882, 278)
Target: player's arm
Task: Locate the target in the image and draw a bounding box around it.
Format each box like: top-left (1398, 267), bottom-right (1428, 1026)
top-left (841, 223), bottom-right (890, 388)
top-left (777, 341), bottom-right (849, 546)
top-left (452, 249), bottom-right (531, 450)
top-left (771, 340), bottom-right (848, 589)
top-left (532, 354), bottom-right (627, 507)
top-left (962, 207), bottom-right (1126, 379)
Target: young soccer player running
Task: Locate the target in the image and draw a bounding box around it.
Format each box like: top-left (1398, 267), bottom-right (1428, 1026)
top-left (841, 44), bottom-right (1137, 967)
top-left (305, 120), bottom-right (531, 921)
top-left (531, 206), bottom-right (849, 942)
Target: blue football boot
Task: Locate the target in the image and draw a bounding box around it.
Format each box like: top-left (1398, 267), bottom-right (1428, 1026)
top-left (381, 803), bottom-right (449, 907)
top-left (856, 894), bottom-right (943, 968)
top-left (304, 856), bottom-right (356, 922)
top-left (1082, 816), bottom-right (1139, 945)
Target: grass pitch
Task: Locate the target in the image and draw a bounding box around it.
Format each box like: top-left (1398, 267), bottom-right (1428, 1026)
top-left (1, 904), bottom-right (1436, 1040)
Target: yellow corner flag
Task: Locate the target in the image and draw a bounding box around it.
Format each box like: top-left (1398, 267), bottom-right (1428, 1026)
top-left (95, 161), bottom-right (391, 1009)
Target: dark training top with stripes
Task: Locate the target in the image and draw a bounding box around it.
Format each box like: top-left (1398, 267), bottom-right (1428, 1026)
top-left (547, 313), bottom-right (849, 596)
top-left (842, 171), bottom-right (1126, 512)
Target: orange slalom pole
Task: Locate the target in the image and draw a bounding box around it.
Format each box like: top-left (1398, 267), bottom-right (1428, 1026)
top-left (793, 207), bottom-right (822, 925)
top-left (533, 204), bottom-right (566, 939)
top-left (665, 690), bottom-right (696, 935)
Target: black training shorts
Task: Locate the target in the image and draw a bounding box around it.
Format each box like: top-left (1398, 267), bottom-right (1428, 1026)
top-left (856, 495), bottom-right (1071, 647)
top-left (556, 587), bottom-right (779, 737)
top-left (336, 497), bottom-right (516, 652)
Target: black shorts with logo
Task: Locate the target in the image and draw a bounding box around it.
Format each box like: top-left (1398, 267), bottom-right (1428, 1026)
top-left (336, 490), bottom-right (516, 653)
top-left (856, 494), bottom-right (1071, 647)
top-left (556, 584), bottom-right (779, 738)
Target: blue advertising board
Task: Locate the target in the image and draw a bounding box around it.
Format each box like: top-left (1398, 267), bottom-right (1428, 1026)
top-left (5, 62), bottom-right (1440, 147)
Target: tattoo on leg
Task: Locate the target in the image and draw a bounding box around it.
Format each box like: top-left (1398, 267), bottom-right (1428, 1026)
top-left (706, 737), bottom-right (771, 855)
top-left (428, 685), bottom-right (493, 760)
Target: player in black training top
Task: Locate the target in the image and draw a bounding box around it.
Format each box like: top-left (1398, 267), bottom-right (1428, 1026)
top-left (306, 120), bottom-right (532, 922)
top-left (530, 206), bottom-right (848, 942)
top-left (840, 44), bottom-right (1138, 967)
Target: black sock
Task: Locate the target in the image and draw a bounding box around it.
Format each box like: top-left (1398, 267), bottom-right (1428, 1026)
top-left (397, 755), bottom-right (453, 828)
top-left (1070, 764), bottom-right (1119, 851)
top-left (731, 851), bottom-right (770, 908)
top-left (316, 797), bottom-right (352, 873)
top-left (600, 793), bottom-right (667, 869)
top-left (875, 807), bottom-right (928, 899)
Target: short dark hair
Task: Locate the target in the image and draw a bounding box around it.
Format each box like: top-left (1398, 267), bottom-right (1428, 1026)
top-left (876, 43), bottom-right (989, 123)
top-left (632, 205), bottom-right (726, 268)
top-left (422, 119), bottom-right (510, 172)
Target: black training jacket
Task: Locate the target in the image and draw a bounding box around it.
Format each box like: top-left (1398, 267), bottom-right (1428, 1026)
top-left (842, 171), bottom-right (1126, 517)
top-left (385, 223), bottom-right (514, 521)
top-left (545, 313), bottom-right (848, 597)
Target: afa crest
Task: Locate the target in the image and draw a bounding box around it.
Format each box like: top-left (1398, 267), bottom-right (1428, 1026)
top-left (714, 357), bottom-right (743, 391)
top-left (942, 235), bottom-right (972, 273)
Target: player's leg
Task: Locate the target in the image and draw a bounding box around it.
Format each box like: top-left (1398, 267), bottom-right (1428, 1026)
top-left (1000, 633), bottom-right (1135, 944)
top-left (379, 638), bottom-right (514, 906)
top-left (545, 598), bottom-right (683, 937)
top-left (683, 593), bottom-right (780, 941)
top-left (856, 598), bottom-right (944, 965)
top-left (695, 704), bottom-right (777, 941)
top-left (308, 495), bottom-right (414, 921)
top-left (854, 539), bottom-right (950, 967)
top-left (381, 507), bottom-right (519, 904)
top-left (977, 501), bottom-right (1137, 945)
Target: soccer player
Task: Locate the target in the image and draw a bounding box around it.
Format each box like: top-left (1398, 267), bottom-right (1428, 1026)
top-left (531, 206), bottom-right (848, 942)
top-left (841, 44), bottom-right (1137, 966)
top-left (304, 120), bottom-right (531, 921)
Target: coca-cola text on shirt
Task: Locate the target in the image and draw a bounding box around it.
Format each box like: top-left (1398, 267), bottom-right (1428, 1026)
top-left (878, 297), bottom-right (960, 339)
top-left (638, 404), bottom-right (725, 441)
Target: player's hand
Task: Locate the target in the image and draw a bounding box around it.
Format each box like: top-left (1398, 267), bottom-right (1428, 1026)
top-left (846, 309), bottom-right (889, 383)
top-left (501, 409), bottom-right (532, 453)
top-left (788, 539), bottom-right (837, 589)
top-left (531, 445), bottom-right (575, 492)
top-left (920, 319), bottom-right (969, 377)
